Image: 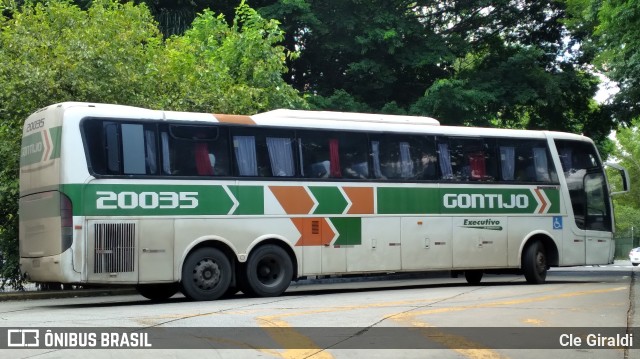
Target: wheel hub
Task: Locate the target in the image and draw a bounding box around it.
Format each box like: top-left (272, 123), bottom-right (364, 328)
top-left (193, 259), bottom-right (221, 290)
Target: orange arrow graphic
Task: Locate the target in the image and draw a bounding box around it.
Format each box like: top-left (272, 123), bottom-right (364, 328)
top-left (343, 187), bottom-right (374, 214)
top-left (534, 188), bottom-right (548, 214)
top-left (292, 218), bottom-right (336, 246)
top-left (270, 186), bottom-right (315, 214)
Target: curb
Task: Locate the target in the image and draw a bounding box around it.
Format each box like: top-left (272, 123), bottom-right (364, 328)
top-left (0, 287), bottom-right (137, 302)
top-left (0, 271), bottom-right (454, 302)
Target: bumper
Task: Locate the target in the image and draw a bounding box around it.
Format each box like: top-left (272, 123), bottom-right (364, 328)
top-left (20, 249), bottom-right (81, 283)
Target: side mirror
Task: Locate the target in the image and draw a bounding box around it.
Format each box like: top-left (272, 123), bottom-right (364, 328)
top-left (605, 162), bottom-right (630, 196)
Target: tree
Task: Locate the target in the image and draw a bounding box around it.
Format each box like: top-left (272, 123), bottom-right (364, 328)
top-left (253, 0), bottom-right (610, 146)
top-left (0, 0), bottom-right (165, 289)
top-left (604, 118), bottom-right (640, 238)
top-left (0, 0), bottom-right (303, 289)
top-left (612, 119), bottom-right (640, 206)
top-left (565, 0), bottom-right (640, 125)
top-left (151, 3), bottom-right (303, 114)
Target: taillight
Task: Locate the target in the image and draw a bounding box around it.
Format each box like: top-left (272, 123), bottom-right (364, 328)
top-left (60, 193), bottom-right (73, 252)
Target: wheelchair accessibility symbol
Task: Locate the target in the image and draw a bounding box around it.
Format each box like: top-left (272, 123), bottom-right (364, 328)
top-left (553, 216), bottom-right (563, 230)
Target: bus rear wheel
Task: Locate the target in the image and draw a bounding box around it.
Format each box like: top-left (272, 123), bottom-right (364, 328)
top-left (136, 283), bottom-right (179, 301)
top-left (523, 241), bottom-right (547, 284)
top-left (245, 244), bottom-right (293, 297)
top-left (181, 247), bottom-right (232, 301)
top-left (464, 270), bottom-right (483, 285)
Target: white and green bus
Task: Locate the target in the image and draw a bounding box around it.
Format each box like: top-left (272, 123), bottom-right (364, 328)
top-left (19, 102), bottom-right (629, 301)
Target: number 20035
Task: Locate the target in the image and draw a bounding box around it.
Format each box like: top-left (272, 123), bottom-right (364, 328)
top-left (96, 191), bottom-right (198, 210)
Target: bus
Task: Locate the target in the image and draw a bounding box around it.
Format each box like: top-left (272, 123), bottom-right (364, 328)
top-left (19, 102), bottom-right (629, 301)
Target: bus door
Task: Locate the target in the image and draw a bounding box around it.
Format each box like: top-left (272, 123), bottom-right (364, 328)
top-left (583, 170), bottom-right (614, 264)
top-left (556, 140), bottom-right (614, 265)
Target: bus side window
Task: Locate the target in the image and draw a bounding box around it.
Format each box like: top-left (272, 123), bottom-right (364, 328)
top-left (340, 133), bottom-right (369, 179)
top-left (299, 131), bottom-right (341, 179)
top-left (166, 125), bottom-right (229, 177)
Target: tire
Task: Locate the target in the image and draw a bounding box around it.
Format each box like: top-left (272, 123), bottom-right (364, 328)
top-left (633, 263), bottom-right (639, 267)
top-left (522, 241), bottom-right (547, 284)
top-left (136, 283), bottom-right (179, 301)
top-left (245, 244), bottom-right (293, 297)
top-left (181, 247), bottom-right (232, 301)
top-left (464, 270), bottom-right (483, 285)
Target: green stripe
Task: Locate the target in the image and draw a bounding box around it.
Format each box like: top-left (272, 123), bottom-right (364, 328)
top-left (330, 217), bottom-right (361, 245)
top-left (543, 188), bottom-right (560, 213)
top-left (309, 186), bottom-right (348, 214)
top-left (62, 184), bottom-right (234, 216)
top-left (19, 126), bottom-right (62, 167)
top-left (378, 187), bottom-right (439, 214)
top-left (49, 126), bottom-right (62, 159)
top-left (229, 185), bottom-right (264, 215)
top-left (378, 187), bottom-right (560, 214)
top-left (58, 184), bottom-right (560, 217)
top-left (20, 132), bottom-right (44, 166)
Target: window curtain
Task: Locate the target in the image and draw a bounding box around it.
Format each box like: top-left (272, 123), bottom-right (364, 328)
top-left (468, 151), bottom-right (486, 179)
top-left (500, 146), bottom-right (515, 181)
top-left (144, 130), bottom-right (156, 175)
top-left (371, 141), bottom-right (383, 178)
top-left (195, 142), bottom-right (214, 175)
top-left (267, 137), bottom-right (294, 176)
top-left (399, 141), bottom-right (413, 178)
top-left (161, 132), bottom-right (171, 175)
top-left (329, 138), bottom-right (342, 177)
top-left (234, 136), bottom-right (258, 176)
top-left (438, 143), bottom-right (453, 179)
top-left (298, 140), bottom-right (305, 177)
top-left (533, 147), bottom-right (550, 181)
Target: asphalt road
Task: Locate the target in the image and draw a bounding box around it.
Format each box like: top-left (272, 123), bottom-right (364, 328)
top-left (1, 261), bottom-right (638, 359)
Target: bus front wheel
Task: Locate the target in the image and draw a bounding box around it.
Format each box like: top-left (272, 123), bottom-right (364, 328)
top-left (464, 270), bottom-right (483, 285)
top-left (245, 244), bottom-right (293, 297)
top-left (522, 241), bottom-right (547, 284)
top-left (136, 283), bottom-right (179, 301)
top-left (181, 247), bottom-right (232, 301)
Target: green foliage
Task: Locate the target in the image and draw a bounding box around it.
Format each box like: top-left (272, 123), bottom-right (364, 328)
top-left (612, 119), bottom-right (640, 208)
top-left (0, 0), bottom-right (303, 289)
top-left (307, 89), bottom-right (371, 113)
top-left (252, 0), bottom-right (612, 144)
top-left (0, 121), bottom-right (20, 289)
top-left (153, 1), bottom-right (304, 113)
top-left (606, 118), bottom-right (640, 235)
top-left (566, 0), bottom-right (640, 124)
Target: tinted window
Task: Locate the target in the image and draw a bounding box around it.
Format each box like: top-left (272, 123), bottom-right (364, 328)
top-left (299, 130), bottom-right (369, 179)
top-left (496, 139), bottom-right (557, 183)
top-left (83, 119), bottom-right (157, 175)
top-left (370, 135), bottom-right (437, 180)
top-left (231, 127), bottom-right (297, 177)
top-left (162, 125), bottom-right (230, 176)
top-left (555, 139), bottom-right (611, 231)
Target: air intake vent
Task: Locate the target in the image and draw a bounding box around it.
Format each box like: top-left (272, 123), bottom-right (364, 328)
top-left (93, 223), bottom-right (135, 273)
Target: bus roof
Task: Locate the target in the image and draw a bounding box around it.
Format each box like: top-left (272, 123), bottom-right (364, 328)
top-left (45, 102), bottom-right (592, 143)
top-left (251, 109), bottom-right (440, 126)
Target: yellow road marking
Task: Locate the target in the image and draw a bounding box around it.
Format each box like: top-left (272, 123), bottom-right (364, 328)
top-left (389, 286), bottom-right (626, 359)
top-left (523, 319), bottom-right (544, 325)
top-left (256, 285), bottom-right (626, 359)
